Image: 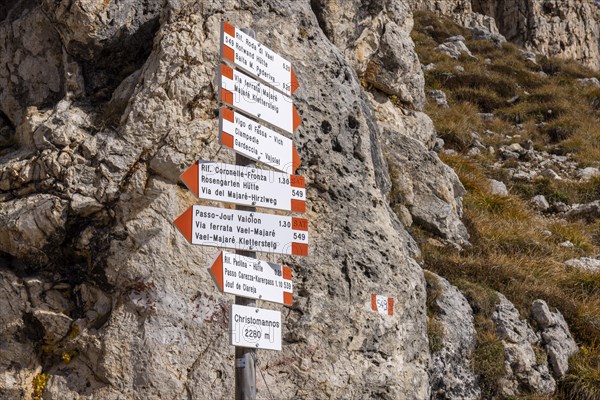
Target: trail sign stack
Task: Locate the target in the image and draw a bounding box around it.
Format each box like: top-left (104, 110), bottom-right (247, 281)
top-left (173, 22), bottom-right (306, 399)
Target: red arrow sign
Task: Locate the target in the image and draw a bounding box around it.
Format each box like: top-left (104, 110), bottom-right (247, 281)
top-left (220, 64), bottom-right (301, 134)
top-left (221, 21), bottom-right (300, 96)
top-left (173, 205), bottom-right (308, 256)
top-left (180, 161), bottom-right (306, 213)
top-left (219, 108), bottom-right (301, 174)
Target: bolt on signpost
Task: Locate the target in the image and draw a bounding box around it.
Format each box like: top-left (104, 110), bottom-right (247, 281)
top-left (173, 22), bottom-right (304, 400)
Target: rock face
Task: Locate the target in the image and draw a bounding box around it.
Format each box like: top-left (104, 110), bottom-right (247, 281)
top-left (0, 270), bottom-right (39, 400)
top-left (370, 92), bottom-right (469, 245)
top-left (427, 272), bottom-right (481, 400)
top-left (493, 293), bottom-right (556, 396)
top-left (473, 0), bottom-right (600, 70)
top-left (0, 0), bottom-right (443, 399)
top-left (411, 0), bottom-right (600, 70)
top-left (311, 0), bottom-right (426, 109)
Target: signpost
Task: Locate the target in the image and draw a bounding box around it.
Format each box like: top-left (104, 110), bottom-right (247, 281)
top-left (220, 108), bottom-right (301, 174)
top-left (180, 161), bottom-right (306, 212)
top-left (174, 205), bottom-right (308, 256)
top-left (209, 251), bottom-right (293, 305)
top-left (229, 304), bottom-right (282, 351)
top-left (221, 22), bottom-right (299, 96)
top-left (175, 23), bottom-right (305, 399)
top-left (219, 63), bottom-right (301, 134)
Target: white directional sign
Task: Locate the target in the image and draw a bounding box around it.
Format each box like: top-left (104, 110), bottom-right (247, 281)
top-left (180, 161), bottom-right (306, 213)
top-left (209, 251), bottom-right (293, 305)
top-left (219, 108), bottom-right (301, 174)
top-left (174, 205), bottom-right (309, 256)
top-left (221, 22), bottom-right (299, 96)
top-left (229, 304), bottom-right (281, 350)
top-left (219, 64), bottom-right (301, 134)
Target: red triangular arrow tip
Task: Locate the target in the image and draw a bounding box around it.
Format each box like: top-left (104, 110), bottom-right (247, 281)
top-left (292, 144), bottom-right (301, 174)
top-left (173, 207), bottom-right (193, 243)
top-left (292, 105), bottom-right (301, 132)
top-left (290, 67), bottom-right (300, 95)
top-left (209, 252), bottom-right (224, 292)
top-left (180, 162), bottom-right (199, 197)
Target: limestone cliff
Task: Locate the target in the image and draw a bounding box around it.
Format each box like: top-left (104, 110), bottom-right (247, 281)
top-left (412, 0), bottom-right (600, 70)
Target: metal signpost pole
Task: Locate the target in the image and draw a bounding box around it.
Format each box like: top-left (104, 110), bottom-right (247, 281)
top-left (235, 27), bottom-right (257, 400)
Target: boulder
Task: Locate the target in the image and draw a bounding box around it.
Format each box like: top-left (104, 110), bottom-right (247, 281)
top-left (577, 167), bottom-right (600, 181)
top-left (365, 21), bottom-right (426, 109)
top-left (532, 195), bottom-right (550, 211)
top-left (531, 300), bottom-right (578, 378)
top-left (437, 36), bottom-right (474, 59)
top-left (488, 179), bottom-right (508, 196)
top-left (427, 90), bottom-right (449, 108)
top-left (564, 256), bottom-right (600, 273)
top-left (493, 293), bottom-right (556, 396)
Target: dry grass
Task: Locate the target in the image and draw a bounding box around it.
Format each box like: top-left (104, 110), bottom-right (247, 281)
top-left (512, 176), bottom-right (600, 205)
top-left (425, 154), bottom-right (600, 398)
top-left (425, 103), bottom-right (483, 150)
top-left (414, 9), bottom-right (600, 162)
top-left (411, 12), bottom-right (600, 398)
top-left (412, 10), bottom-right (470, 44)
top-left (561, 343), bottom-right (600, 400)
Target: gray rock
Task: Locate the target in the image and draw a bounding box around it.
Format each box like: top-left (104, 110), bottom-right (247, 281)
top-left (559, 241), bottom-right (575, 248)
top-left (577, 167), bottom-right (600, 181)
top-left (552, 202), bottom-right (571, 213)
top-left (470, 25), bottom-right (506, 44)
top-left (532, 195), bottom-right (550, 211)
top-left (467, 147), bottom-right (481, 156)
top-left (563, 200), bottom-right (600, 220)
top-left (564, 256), bottom-right (600, 273)
top-left (427, 272), bottom-right (481, 400)
top-left (70, 193), bottom-right (103, 216)
top-left (531, 300), bottom-right (578, 378)
top-left (500, 149), bottom-right (520, 160)
top-left (520, 50), bottom-right (538, 64)
top-left (541, 168), bottom-right (561, 180)
top-left (0, 7), bottom-right (64, 127)
top-left (31, 309), bottom-right (73, 344)
top-left (423, 63), bottom-right (436, 71)
top-left (369, 92), bottom-right (437, 149)
top-left (411, 0), bottom-right (600, 70)
top-left (577, 77), bottom-right (600, 88)
top-left (0, 195), bottom-right (68, 265)
top-left (493, 293), bottom-right (556, 396)
top-left (489, 179), bottom-right (508, 196)
top-left (0, 270), bottom-right (40, 399)
top-left (365, 21), bottom-right (426, 109)
top-left (437, 38), bottom-right (474, 59)
top-left (383, 128), bottom-right (470, 246)
top-left (427, 89), bottom-right (449, 108)
top-left (508, 143), bottom-right (524, 153)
